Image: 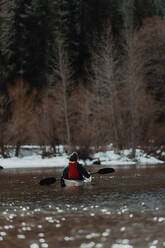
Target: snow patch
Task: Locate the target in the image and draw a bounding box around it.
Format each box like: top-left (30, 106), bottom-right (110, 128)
top-left (0, 146), bottom-right (164, 169)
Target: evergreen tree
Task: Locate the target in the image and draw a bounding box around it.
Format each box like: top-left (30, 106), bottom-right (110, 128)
top-left (155, 0), bottom-right (165, 18)
top-left (134, 0), bottom-right (157, 29)
top-left (0, 0), bottom-right (56, 90)
top-left (50, 0), bottom-right (71, 84)
top-left (23, 0), bottom-right (53, 89)
top-left (0, 0), bottom-right (17, 87)
top-left (66, 0), bottom-right (82, 79)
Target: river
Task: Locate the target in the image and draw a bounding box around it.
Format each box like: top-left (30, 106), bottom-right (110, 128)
top-left (0, 164), bottom-right (165, 248)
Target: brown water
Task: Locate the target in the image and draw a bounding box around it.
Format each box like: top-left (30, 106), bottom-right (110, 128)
top-left (0, 165), bottom-right (165, 248)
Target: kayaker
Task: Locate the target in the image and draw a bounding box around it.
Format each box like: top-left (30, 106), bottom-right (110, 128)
top-left (62, 152), bottom-right (90, 180)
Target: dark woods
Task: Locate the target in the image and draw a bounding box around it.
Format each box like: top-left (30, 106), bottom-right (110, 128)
top-left (0, 0), bottom-right (165, 159)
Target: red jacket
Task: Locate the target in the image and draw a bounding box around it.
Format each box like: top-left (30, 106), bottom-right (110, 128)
top-left (68, 161), bottom-right (80, 179)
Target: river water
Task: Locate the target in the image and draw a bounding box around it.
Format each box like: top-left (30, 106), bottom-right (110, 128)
top-left (0, 164), bottom-right (165, 248)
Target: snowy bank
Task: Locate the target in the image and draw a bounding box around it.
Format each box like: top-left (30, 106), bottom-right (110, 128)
top-left (90, 149), bottom-right (164, 166)
top-left (0, 148), bottom-right (164, 169)
top-left (0, 155), bottom-right (68, 169)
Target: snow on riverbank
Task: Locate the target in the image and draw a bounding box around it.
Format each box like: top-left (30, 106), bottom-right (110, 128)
top-left (91, 149), bottom-right (164, 165)
top-left (0, 147), bottom-right (164, 169)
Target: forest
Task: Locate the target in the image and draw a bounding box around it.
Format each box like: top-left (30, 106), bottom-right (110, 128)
top-left (0, 0), bottom-right (165, 159)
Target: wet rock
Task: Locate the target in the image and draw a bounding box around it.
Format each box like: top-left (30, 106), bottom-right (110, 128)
top-left (93, 159), bottom-right (101, 165)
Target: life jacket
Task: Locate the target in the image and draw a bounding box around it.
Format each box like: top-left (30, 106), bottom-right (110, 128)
top-left (68, 161), bottom-right (80, 179)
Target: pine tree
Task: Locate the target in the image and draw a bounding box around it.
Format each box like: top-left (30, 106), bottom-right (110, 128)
top-left (48, 0), bottom-right (70, 85)
top-left (155, 0), bottom-right (165, 17)
top-left (23, 0), bottom-right (53, 89)
top-left (78, 0), bottom-right (123, 80)
top-left (0, 0), bottom-right (17, 86)
top-left (134, 0), bottom-right (157, 29)
top-left (66, 0), bottom-right (82, 78)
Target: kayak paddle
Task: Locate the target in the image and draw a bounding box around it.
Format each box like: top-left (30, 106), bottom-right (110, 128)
top-left (90, 168), bottom-right (115, 175)
top-left (39, 167), bottom-right (115, 186)
top-left (40, 177), bottom-right (56, 186)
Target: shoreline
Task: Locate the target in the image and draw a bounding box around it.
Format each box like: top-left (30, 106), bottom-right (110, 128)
top-left (0, 148), bottom-right (164, 169)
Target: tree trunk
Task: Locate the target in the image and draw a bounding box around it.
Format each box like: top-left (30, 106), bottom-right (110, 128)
top-left (0, 144), bottom-right (7, 158)
top-left (15, 143), bottom-right (21, 157)
top-left (58, 43), bottom-right (72, 153)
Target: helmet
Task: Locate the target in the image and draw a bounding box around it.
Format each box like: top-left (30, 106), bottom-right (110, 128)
top-left (69, 152), bottom-right (78, 161)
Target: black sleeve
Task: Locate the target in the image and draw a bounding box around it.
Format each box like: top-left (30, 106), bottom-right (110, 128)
top-left (63, 166), bottom-right (69, 179)
top-left (77, 163), bottom-right (90, 178)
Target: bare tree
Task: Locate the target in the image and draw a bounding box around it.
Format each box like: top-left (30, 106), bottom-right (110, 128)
top-left (122, 9), bottom-right (163, 156)
top-left (51, 41), bottom-right (73, 153)
top-left (0, 94), bottom-right (9, 157)
top-left (69, 83), bottom-right (95, 158)
top-left (34, 85), bottom-right (64, 157)
top-left (122, 0), bottom-right (148, 156)
top-left (7, 78), bottom-right (36, 156)
top-left (132, 17), bottom-right (165, 151)
top-left (91, 25), bottom-right (121, 149)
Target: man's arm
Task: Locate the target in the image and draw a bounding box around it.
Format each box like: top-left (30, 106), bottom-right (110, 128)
top-left (63, 166), bottom-right (69, 179)
top-left (77, 163), bottom-right (90, 178)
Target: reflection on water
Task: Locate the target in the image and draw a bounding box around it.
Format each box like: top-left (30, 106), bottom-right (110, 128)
top-left (0, 165), bottom-right (165, 247)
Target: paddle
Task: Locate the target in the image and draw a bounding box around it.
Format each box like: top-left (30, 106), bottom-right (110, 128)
top-left (39, 167), bottom-right (115, 186)
top-left (90, 168), bottom-right (115, 175)
top-left (40, 177), bottom-right (56, 186)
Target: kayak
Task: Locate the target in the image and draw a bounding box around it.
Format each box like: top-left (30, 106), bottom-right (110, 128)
top-left (40, 168), bottom-right (115, 186)
top-left (63, 177), bottom-right (92, 187)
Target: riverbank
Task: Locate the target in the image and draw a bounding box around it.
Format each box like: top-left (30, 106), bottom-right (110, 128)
top-left (0, 146), bottom-right (164, 169)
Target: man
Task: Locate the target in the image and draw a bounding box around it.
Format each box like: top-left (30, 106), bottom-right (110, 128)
top-left (62, 152), bottom-right (90, 180)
